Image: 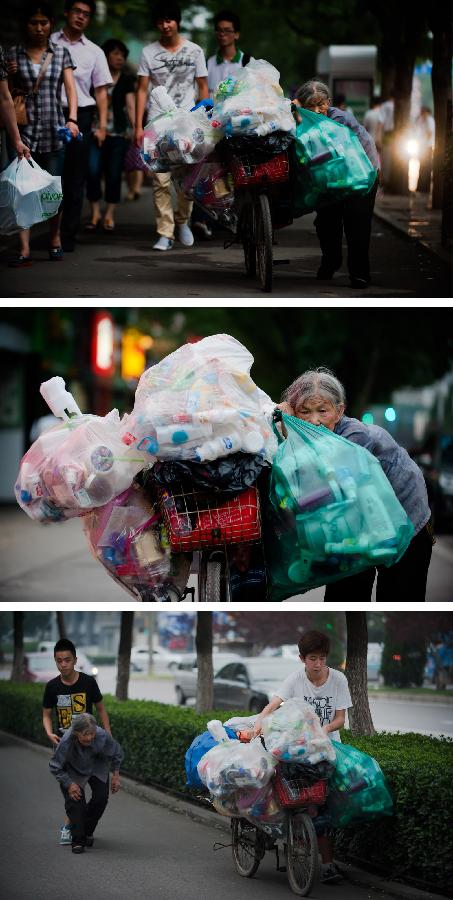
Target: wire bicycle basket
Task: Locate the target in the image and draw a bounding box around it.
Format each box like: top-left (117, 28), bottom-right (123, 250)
top-left (158, 485), bottom-right (262, 552)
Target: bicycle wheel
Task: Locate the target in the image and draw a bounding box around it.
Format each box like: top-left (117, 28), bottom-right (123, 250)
top-left (231, 818), bottom-right (264, 878)
top-left (285, 812), bottom-right (319, 896)
top-left (240, 195), bottom-right (256, 278)
top-left (198, 550), bottom-right (231, 602)
top-left (256, 192), bottom-right (273, 293)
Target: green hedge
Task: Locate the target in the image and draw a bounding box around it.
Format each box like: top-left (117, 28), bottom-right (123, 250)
top-left (1, 682), bottom-right (452, 893)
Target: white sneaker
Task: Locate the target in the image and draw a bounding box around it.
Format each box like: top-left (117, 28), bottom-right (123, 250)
top-left (153, 236), bottom-right (173, 251)
top-left (177, 224), bottom-right (194, 247)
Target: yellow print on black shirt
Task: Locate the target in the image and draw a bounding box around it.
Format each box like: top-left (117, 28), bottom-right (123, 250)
top-left (56, 692), bottom-right (87, 731)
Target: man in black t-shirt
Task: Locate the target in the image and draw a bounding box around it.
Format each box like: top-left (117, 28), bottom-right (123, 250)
top-left (43, 638), bottom-right (111, 845)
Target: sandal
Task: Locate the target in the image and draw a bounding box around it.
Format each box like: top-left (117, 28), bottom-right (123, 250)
top-left (84, 220), bottom-right (101, 232)
top-left (71, 844), bottom-right (85, 854)
top-left (49, 246), bottom-right (64, 261)
top-left (102, 221), bottom-right (115, 232)
top-left (8, 254), bottom-right (32, 268)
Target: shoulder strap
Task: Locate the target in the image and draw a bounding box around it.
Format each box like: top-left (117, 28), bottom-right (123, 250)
top-left (241, 52), bottom-right (251, 67)
top-left (32, 51), bottom-right (52, 94)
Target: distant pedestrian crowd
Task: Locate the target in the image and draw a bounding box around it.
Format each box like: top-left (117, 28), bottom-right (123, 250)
top-left (0, 0), bottom-right (434, 284)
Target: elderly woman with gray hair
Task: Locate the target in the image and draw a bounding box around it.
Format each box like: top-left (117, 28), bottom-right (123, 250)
top-left (280, 367), bottom-right (433, 601)
top-left (293, 80), bottom-right (379, 290)
top-left (49, 712), bottom-right (123, 853)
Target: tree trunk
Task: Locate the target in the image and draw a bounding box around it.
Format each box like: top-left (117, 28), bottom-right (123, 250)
top-left (430, 9), bottom-right (453, 209)
top-left (196, 612), bottom-right (213, 713)
top-left (10, 612), bottom-right (25, 682)
top-left (344, 612), bottom-right (375, 736)
top-left (116, 611), bottom-right (134, 701)
top-left (56, 611), bottom-right (67, 640)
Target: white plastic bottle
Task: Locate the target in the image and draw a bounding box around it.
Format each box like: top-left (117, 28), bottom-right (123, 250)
top-left (40, 377), bottom-right (82, 421)
top-left (195, 431), bottom-right (242, 462)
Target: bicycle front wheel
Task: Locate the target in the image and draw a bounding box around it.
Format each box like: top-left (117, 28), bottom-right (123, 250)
top-left (256, 192), bottom-right (273, 293)
top-left (240, 195), bottom-right (256, 278)
top-left (231, 818), bottom-right (264, 878)
top-left (198, 550), bottom-right (231, 602)
top-left (285, 812), bottom-right (319, 896)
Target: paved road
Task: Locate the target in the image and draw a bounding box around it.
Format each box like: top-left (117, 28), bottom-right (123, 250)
top-left (2, 184), bottom-right (450, 298)
top-left (1, 506), bottom-right (451, 601)
top-left (0, 732), bottom-right (411, 900)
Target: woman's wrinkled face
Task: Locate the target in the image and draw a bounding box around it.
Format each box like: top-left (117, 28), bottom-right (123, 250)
top-left (293, 395), bottom-right (344, 431)
top-left (76, 729), bottom-right (96, 747)
top-left (304, 96), bottom-right (330, 115)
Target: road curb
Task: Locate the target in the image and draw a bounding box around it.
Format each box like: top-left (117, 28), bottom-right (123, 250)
top-left (368, 691), bottom-right (453, 705)
top-left (373, 206), bottom-right (451, 267)
top-left (1, 730), bottom-right (449, 900)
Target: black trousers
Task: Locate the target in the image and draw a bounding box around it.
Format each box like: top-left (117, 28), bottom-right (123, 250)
top-left (324, 522), bottom-right (433, 602)
top-left (61, 106), bottom-right (94, 242)
top-left (61, 776), bottom-right (109, 844)
top-left (314, 179), bottom-right (378, 281)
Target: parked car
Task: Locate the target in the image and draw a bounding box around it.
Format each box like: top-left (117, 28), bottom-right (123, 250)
top-left (367, 642), bottom-right (383, 682)
top-left (175, 656), bottom-right (298, 710)
top-left (174, 652), bottom-right (241, 705)
top-left (411, 433), bottom-right (453, 527)
top-left (130, 645), bottom-right (183, 673)
top-left (23, 651), bottom-right (98, 683)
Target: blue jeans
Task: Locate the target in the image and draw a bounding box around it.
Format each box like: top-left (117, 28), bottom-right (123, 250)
top-left (87, 134), bottom-right (128, 205)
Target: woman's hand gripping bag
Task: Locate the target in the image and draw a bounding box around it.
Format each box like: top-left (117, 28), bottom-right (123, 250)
top-left (327, 740), bottom-right (393, 828)
top-left (0, 156), bottom-right (63, 233)
top-left (264, 413), bottom-right (414, 598)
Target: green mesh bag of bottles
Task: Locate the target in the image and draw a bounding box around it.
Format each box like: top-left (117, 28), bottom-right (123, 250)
top-left (327, 741), bottom-right (393, 828)
top-left (265, 413), bottom-right (414, 599)
top-left (290, 108), bottom-right (378, 217)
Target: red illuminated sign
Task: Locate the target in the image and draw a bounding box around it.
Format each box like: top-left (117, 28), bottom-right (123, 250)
top-left (91, 311), bottom-right (115, 377)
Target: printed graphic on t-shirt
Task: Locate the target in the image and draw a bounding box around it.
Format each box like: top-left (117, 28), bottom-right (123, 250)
top-left (304, 694), bottom-right (333, 727)
top-left (56, 692), bottom-right (87, 731)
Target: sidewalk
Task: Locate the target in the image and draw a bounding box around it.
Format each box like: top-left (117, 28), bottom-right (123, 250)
top-left (3, 731), bottom-right (449, 900)
top-left (374, 190), bottom-right (452, 268)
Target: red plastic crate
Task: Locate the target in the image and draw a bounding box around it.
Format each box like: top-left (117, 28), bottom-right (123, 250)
top-left (160, 486), bottom-right (261, 552)
top-left (274, 772), bottom-right (328, 809)
top-left (230, 152), bottom-right (289, 187)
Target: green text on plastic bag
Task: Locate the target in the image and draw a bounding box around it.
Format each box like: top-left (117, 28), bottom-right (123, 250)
top-left (264, 413), bottom-right (414, 599)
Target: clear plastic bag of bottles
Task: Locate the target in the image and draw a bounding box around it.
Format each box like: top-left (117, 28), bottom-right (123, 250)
top-left (142, 86), bottom-right (222, 172)
top-left (265, 412), bottom-right (414, 598)
top-left (291, 108), bottom-right (378, 217)
top-left (327, 741), bottom-right (393, 828)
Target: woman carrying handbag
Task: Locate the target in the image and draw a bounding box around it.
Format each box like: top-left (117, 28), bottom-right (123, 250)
top-left (7, 1), bottom-right (79, 266)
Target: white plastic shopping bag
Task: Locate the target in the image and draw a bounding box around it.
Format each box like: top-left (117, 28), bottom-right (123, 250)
top-left (0, 156), bottom-right (63, 232)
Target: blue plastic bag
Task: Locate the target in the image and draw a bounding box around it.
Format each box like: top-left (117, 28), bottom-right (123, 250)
top-left (185, 727), bottom-right (238, 788)
top-left (327, 740), bottom-right (393, 828)
top-left (266, 413), bottom-right (414, 598)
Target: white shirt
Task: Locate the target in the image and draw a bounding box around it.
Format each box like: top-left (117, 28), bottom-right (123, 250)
top-left (207, 50), bottom-right (253, 96)
top-left (137, 38), bottom-right (207, 112)
top-left (51, 30), bottom-right (112, 107)
top-left (364, 107), bottom-right (383, 145)
top-left (274, 666), bottom-right (352, 742)
top-left (379, 99), bottom-right (394, 133)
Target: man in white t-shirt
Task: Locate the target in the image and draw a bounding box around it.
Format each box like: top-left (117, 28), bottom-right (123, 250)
top-left (207, 9), bottom-right (252, 97)
top-left (254, 630), bottom-right (352, 885)
top-left (135, 1), bottom-right (208, 251)
top-left (52, 0), bottom-right (112, 251)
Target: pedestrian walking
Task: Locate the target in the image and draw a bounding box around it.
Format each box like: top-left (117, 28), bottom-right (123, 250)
top-left (51, 0), bottom-right (112, 251)
top-left (85, 38), bottom-right (135, 232)
top-left (415, 106), bottom-right (435, 193)
top-left (253, 630), bottom-right (352, 884)
top-left (6, 1), bottom-right (79, 267)
top-left (0, 44), bottom-right (31, 166)
top-left (294, 80), bottom-right (379, 289)
top-left (364, 96), bottom-right (383, 153)
top-left (191, 8), bottom-right (253, 241)
top-left (279, 367), bottom-right (434, 601)
top-left (49, 712), bottom-right (123, 854)
top-left (134, 1), bottom-right (208, 251)
top-left (43, 638), bottom-right (111, 846)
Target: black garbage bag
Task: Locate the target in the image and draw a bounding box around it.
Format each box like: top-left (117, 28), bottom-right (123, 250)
top-left (278, 760), bottom-right (335, 784)
top-left (147, 452), bottom-right (268, 496)
top-left (217, 131), bottom-right (294, 163)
